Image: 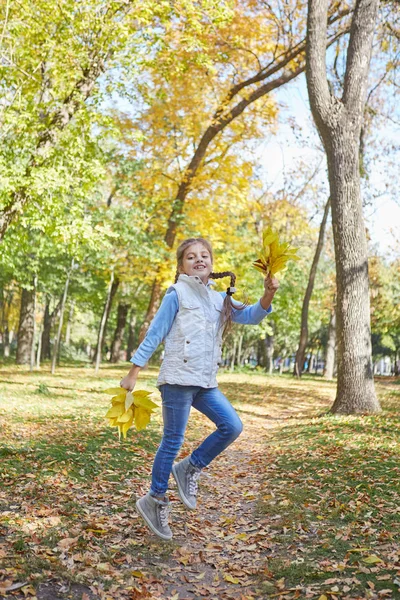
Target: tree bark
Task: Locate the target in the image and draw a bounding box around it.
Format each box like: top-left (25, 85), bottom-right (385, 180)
top-left (16, 286), bottom-right (35, 365)
top-left (110, 302), bottom-right (129, 363)
top-left (94, 271), bottom-right (119, 373)
top-left (230, 338), bottom-right (237, 371)
top-left (306, 0), bottom-right (381, 413)
top-left (294, 197), bottom-right (331, 377)
top-left (126, 310), bottom-right (137, 360)
top-left (237, 332), bottom-right (244, 367)
top-left (41, 296), bottom-right (62, 361)
top-left (30, 276), bottom-right (37, 372)
top-left (138, 12), bottom-right (351, 337)
top-left (1, 286), bottom-right (14, 357)
top-left (3, 324), bottom-right (10, 357)
top-left (324, 306), bottom-right (336, 379)
top-left (138, 280), bottom-right (162, 344)
top-left (264, 334), bottom-right (274, 374)
top-left (51, 261), bottom-right (73, 374)
top-left (65, 301), bottom-right (74, 345)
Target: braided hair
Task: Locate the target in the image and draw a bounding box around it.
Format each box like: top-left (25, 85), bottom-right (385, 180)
top-left (174, 238), bottom-right (246, 334)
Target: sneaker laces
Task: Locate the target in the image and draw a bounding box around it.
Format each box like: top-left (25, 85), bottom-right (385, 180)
top-left (187, 469), bottom-right (201, 496)
top-left (158, 502), bottom-right (170, 527)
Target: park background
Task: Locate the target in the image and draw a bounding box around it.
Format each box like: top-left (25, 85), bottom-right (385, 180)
top-left (1, 1), bottom-right (400, 599)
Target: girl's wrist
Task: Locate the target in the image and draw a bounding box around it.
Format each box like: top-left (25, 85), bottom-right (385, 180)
top-left (260, 291), bottom-right (274, 310)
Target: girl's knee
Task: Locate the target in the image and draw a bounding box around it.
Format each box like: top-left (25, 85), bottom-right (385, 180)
top-left (223, 417), bottom-right (243, 441)
top-left (160, 432), bottom-right (185, 453)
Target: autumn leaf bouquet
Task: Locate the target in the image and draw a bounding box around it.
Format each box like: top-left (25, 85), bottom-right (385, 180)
top-left (104, 387), bottom-right (158, 438)
top-left (253, 227), bottom-right (300, 276)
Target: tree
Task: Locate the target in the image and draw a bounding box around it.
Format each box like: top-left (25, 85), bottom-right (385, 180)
top-left (0, 0), bottom-right (232, 239)
top-left (306, 0), bottom-right (381, 413)
top-left (294, 197), bottom-right (331, 376)
top-left (134, 0), bottom-right (352, 341)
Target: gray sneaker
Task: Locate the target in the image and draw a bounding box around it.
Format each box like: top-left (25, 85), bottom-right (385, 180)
top-left (135, 493), bottom-right (172, 540)
top-left (172, 456), bottom-right (201, 510)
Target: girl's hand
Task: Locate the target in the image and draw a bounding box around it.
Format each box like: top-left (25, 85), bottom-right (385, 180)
top-left (120, 375), bottom-right (136, 392)
top-left (120, 364), bottom-right (141, 391)
top-left (264, 274), bottom-right (279, 295)
top-left (260, 275), bottom-right (279, 310)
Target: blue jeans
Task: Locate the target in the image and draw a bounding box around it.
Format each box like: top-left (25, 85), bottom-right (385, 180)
top-left (150, 384), bottom-right (243, 497)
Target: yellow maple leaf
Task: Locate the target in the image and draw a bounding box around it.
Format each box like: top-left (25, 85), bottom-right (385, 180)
top-left (104, 388), bottom-right (158, 437)
top-left (253, 227), bottom-right (300, 276)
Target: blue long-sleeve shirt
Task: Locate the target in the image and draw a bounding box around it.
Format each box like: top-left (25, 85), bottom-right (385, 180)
top-left (131, 288), bottom-right (272, 367)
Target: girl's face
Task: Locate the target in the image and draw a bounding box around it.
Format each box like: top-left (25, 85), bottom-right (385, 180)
top-left (180, 242), bottom-right (213, 283)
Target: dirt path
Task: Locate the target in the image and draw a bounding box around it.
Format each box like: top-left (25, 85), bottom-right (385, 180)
top-left (127, 412), bottom-right (281, 600)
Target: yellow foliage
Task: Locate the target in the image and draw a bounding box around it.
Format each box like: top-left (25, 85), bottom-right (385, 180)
top-left (104, 387), bottom-right (158, 439)
top-left (253, 227), bottom-right (300, 276)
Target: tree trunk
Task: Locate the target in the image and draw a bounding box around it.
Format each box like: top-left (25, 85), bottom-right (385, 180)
top-left (264, 334), bottom-right (274, 374)
top-left (306, 0), bottom-right (381, 413)
top-left (30, 276), bottom-right (37, 372)
top-left (138, 280), bottom-right (162, 344)
top-left (1, 286), bottom-right (13, 357)
top-left (16, 286), bottom-right (35, 365)
top-left (126, 310), bottom-right (137, 360)
top-left (294, 197), bottom-right (330, 377)
top-left (237, 332), bottom-right (244, 366)
top-left (36, 323), bottom-right (42, 369)
top-left (51, 261), bottom-right (73, 374)
top-left (110, 302), bottom-right (129, 363)
top-left (324, 306), bottom-right (336, 379)
top-left (230, 338), bottom-right (237, 371)
top-left (65, 301), bottom-right (74, 345)
top-left (41, 296), bottom-right (61, 361)
top-left (3, 324), bottom-right (10, 357)
top-left (94, 271), bottom-right (119, 373)
top-left (328, 138), bottom-right (379, 412)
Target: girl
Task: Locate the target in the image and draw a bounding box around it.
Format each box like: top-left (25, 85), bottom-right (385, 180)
top-left (120, 238), bottom-right (279, 540)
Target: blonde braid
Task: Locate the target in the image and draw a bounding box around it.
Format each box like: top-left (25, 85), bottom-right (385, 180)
top-left (210, 271), bottom-right (236, 291)
top-left (210, 271), bottom-right (245, 336)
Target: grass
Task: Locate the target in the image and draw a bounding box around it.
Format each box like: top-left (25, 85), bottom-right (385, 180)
top-left (255, 385), bottom-right (400, 598)
top-left (0, 363), bottom-right (399, 599)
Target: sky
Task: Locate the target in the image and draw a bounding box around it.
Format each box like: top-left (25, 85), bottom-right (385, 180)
top-left (257, 74), bottom-right (400, 257)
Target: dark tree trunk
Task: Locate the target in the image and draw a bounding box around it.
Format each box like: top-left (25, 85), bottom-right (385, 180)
top-left (257, 339), bottom-right (265, 368)
top-left (41, 299), bottom-right (52, 360)
top-left (51, 261), bottom-right (73, 374)
top-left (1, 287), bottom-right (14, 357)
top-left (126, 310), bottom-right (137, 360)
top-left (230, 338), bottom-right (237, 372)
top-left (16, 286), bottom-right (35, 365)
top-left (110, 302), bottom-right (129, 363)
top-left (294, 197), bottom-right (330, 377)
top-left (237, 332), bottom-right (244, 366)
top-left (264, 334), bottom-right (274, 374)
top-left (41, 296), bottom-right (61, 361)
top-left (3, 324), bottom-right (10, 357)
top-left (324, 306), bottom-right (336, 379)
top-left (138, 280), bottom-right (162, 344)
top-left (306, 0), bottom-right (380, 413)
top-left (30, 276), bottom-right (37, 372)
top-left (94, 272), bottom-right (119, 372)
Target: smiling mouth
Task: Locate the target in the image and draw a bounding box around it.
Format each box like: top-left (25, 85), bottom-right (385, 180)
top-left (194, 265), bottom-right (206, 269)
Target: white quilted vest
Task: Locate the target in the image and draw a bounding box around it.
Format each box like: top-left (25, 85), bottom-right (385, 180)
top-left (157, 274), bottom-right (224, 388)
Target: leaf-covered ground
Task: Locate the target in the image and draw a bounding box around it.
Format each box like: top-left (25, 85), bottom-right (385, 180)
top-left (0, 365), bottom-right (399, 600)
